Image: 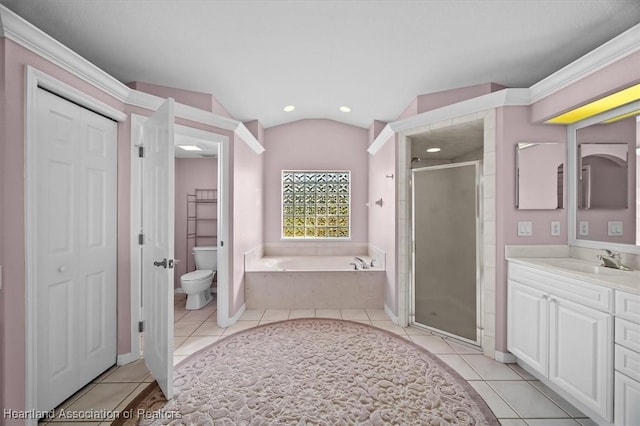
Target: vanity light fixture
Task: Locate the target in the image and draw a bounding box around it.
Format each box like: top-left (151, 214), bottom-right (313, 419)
top-left (339, 106), bottom-right (351, 113)
top-left (426, 147), bottom-right (441, 153)
top-left (283, 105), bottom-right (295, 112)
top-left (178, 145), bottom-right (202, 151)
top-left (546, 82), bottom-right (640, 124)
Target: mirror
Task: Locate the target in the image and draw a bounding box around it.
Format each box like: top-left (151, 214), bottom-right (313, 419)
top-left (571, 104), bottom-right (639, 247)
top-left (516, 142), bottom-right (565, 209)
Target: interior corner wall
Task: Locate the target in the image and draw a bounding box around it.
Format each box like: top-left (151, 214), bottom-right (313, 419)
top-left (232, 136), bottom-right (264, 317)
top-left (368, 135), bottom-right (397, 314)
top-left (494, 105), bottom-right (568, 353)
top-left (263, 119), bottom-right (369, 245)
top-left (0, 38), bottom-right (126, 421)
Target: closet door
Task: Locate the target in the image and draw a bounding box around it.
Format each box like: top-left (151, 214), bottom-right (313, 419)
top-left (36, 89), bottom-right (117, 412)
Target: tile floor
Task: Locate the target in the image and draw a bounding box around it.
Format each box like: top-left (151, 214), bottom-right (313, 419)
top-left (40, 294), bottom-right (597, 425)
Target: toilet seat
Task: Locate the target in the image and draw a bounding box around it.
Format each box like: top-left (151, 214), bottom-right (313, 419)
top-left (182, 270), bottom-right (214, 282)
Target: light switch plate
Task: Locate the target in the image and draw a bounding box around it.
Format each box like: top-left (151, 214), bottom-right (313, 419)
top-left (608, 221), bottom-right (623, 236)
top-left (579, 221), bottom-right (589, 236)
top-left (551, 221), bottom-right (561, 236)
top-left (517, 221), bottom-right (533, 237)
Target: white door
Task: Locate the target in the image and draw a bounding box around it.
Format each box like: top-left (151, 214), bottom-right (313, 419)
top-left (549, 296), bottom-right (613, 421)
top-left (507, 280), bottom-right (548, 375)
top-left (36, 89), bottom-right (117, 412)
top-left (141, 98), bottom-right (175, 399)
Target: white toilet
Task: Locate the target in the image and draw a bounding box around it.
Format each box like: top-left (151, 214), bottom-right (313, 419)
top-left (180, 246), bottom-right (217, 310)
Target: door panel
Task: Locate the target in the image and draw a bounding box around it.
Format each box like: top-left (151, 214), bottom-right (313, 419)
top-left (549, 297), bottom-right (613, 420)
top-left (507, 280), bottom-right (548, 375)
top-left (412, 163), bottom-right (479, 341)
top-left (36, 89), bottom-right (117, 412)
top-left (142, 98), bottom-right (175, 399)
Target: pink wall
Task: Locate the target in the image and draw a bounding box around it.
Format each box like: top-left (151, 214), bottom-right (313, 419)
top-left (531, 51), bottom-right (640, 123)
top-left (244, 120), bottom-right (265, 142)
top-left (0, 38), bottom-right (126, 422)
top-left (495, 106), bottom-right (569, 353)
top-left (127, 81), bottom-right (233, 118)
top-left (368, 133), bottom-right (397, 313)
top-left (232, 136), bottom-right (264, 316)
top-left (174, 158), bottom-right (218, 286)
top-left (263, 119), bottom-right (369, 244)
top-left (0, 37), bottom-right (5, 415)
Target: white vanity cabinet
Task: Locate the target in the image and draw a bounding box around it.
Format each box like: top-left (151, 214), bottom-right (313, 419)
top-left (507, 261), bottom-right (614, 422)
top-left (614, 291), bottom-right (640, 426)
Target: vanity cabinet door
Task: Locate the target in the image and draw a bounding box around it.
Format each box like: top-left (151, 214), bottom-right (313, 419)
top-left (508, 280), bottom-right (548, 375)
top-left (549, 296), bottom-right (613, 421)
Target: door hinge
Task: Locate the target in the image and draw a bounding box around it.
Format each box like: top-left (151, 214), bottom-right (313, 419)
top-left (138, 233), bottom-right (144, 245)
top-left (138, 321), bottom-right (144, 333)
top-left (138, 146), bottom-right (144, 158)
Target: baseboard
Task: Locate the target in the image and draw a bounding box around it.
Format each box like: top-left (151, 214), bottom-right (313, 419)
top-left (117, 351), bottom-right (139, 366)
top-left (384, 304), bottom-right (399, 324)
top-left (494, 350), bottom-right (516, 364)
top-left (218, 303), bottom-right (246, 328)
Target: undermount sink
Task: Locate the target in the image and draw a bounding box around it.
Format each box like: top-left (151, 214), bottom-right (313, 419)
top-left (544, 258), bottom-right (621, 275)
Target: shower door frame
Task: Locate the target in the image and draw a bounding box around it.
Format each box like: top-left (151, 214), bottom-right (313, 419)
top-left (409, 160), bottom-right (483, 346)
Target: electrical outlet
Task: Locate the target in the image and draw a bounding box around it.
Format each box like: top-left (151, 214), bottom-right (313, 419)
top-left (608, 221), bottom-right (623, 236)
top-left (579, 221), bottom-right (589, 236)
top-left (517, 221), bottom-right (533, 237)
top-left (551, 221), bottom-right (561, 236)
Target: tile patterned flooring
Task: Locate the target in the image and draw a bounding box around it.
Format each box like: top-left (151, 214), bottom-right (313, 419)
top-left (41, 294), bottom-right (597, 425)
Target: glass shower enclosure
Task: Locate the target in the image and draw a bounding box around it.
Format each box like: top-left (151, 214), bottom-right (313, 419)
top-left (411, 161), bottom-right (482, 344)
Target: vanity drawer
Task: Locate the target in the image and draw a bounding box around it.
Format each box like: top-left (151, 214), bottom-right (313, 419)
top-left (508, 262), bottom-right (613, 313)
top-left (616, 291), bottom-right (640, 324)
top-left (615, 344), bottom-right (640, 382)
top-left (616, 318), bottom-right (640, 353)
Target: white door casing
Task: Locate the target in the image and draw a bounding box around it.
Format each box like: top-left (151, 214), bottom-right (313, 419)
top-left (35, 88), bottom-right (117, 412)
top-left (141, 98), bottom-right (175, 399)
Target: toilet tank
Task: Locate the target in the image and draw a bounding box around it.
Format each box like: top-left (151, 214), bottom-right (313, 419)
top-left (192, 246), bottom-right (218, 270)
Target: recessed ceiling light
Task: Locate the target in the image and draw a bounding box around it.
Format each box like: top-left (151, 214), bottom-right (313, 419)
top-left (178, 145), bottom-right (202, 151)
top-left (283, 105), bottom-right (295, 112)
top-left (426, 147), bottom-right (441, 153)
top-left (339, 106), bottom-right (351, 113)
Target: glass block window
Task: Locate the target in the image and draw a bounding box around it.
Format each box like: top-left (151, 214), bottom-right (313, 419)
top-left (282, 171), bottom-right (350, 239)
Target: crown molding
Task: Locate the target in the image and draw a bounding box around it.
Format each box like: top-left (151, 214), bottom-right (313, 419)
top-left (529, 23), bottom-right (640, 103)
top-left (235, 124), bottom-right (265, 155)
top-left (368, 88), bottom-right (530, 154)
top-left (0, 5), bottom-right (130, 102)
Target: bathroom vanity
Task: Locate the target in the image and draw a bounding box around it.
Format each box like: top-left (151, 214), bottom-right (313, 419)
top-left (507, 256), bottom-right (640, 425)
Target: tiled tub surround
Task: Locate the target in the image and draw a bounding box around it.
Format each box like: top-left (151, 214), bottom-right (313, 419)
top-left (506, 245), bottom-right (640, 426)
top-left (244, 244), bottom-right (386, 310)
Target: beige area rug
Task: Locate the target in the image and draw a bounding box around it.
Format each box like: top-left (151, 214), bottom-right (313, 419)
top-left (117, 319), bottom-right (498, 425)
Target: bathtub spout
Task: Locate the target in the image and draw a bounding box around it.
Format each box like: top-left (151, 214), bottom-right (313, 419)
top-left (353, 257), bottom-right (369, 269)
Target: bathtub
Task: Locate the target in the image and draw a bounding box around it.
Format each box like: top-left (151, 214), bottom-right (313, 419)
top-left (245, 255), bottom-right (385, 310)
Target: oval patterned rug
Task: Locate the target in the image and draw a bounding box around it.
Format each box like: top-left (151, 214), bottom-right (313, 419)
top-left (120, 319), bottom-right (498, 425)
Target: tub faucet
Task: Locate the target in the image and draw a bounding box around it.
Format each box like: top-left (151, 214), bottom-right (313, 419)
top-left (353, 257), bottom-right (369, 269)
top-left (349, 262), bottom-right (359, 271)
top-left (597, 249), bottom-right (633, 271)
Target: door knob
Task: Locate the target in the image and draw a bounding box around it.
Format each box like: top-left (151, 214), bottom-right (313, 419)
top-left (153, 258), bottom-right (168, 268)
top-left (58, 265), bottom-right (67, 272)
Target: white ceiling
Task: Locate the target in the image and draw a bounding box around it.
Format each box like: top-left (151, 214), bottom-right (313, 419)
top-left (2, 1), bottom-right (639, 129)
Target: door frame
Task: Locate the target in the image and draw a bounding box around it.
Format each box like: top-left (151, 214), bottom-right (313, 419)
top-left (24, 66), bottom-right (127, 422)
top-left (129, 114), bottom-right (230, 362)
top-left (409, 160), bottom-right (483, 346)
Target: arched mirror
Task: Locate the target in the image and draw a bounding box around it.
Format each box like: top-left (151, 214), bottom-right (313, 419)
top-left (568, 99), bottom-right (640, 252)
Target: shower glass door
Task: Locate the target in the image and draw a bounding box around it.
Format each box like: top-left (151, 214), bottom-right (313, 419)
top-left (412, 161), bottom-right (480, 343)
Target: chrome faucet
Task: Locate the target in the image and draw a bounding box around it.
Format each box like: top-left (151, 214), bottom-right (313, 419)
top-left (597, 249), bottom-right (633, 271)
top-left (353, 257), bottom-right (369, 269)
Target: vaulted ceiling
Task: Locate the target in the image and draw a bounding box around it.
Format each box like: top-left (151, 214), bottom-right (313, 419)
top-left (1, 1), bottom-right (639, 129)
